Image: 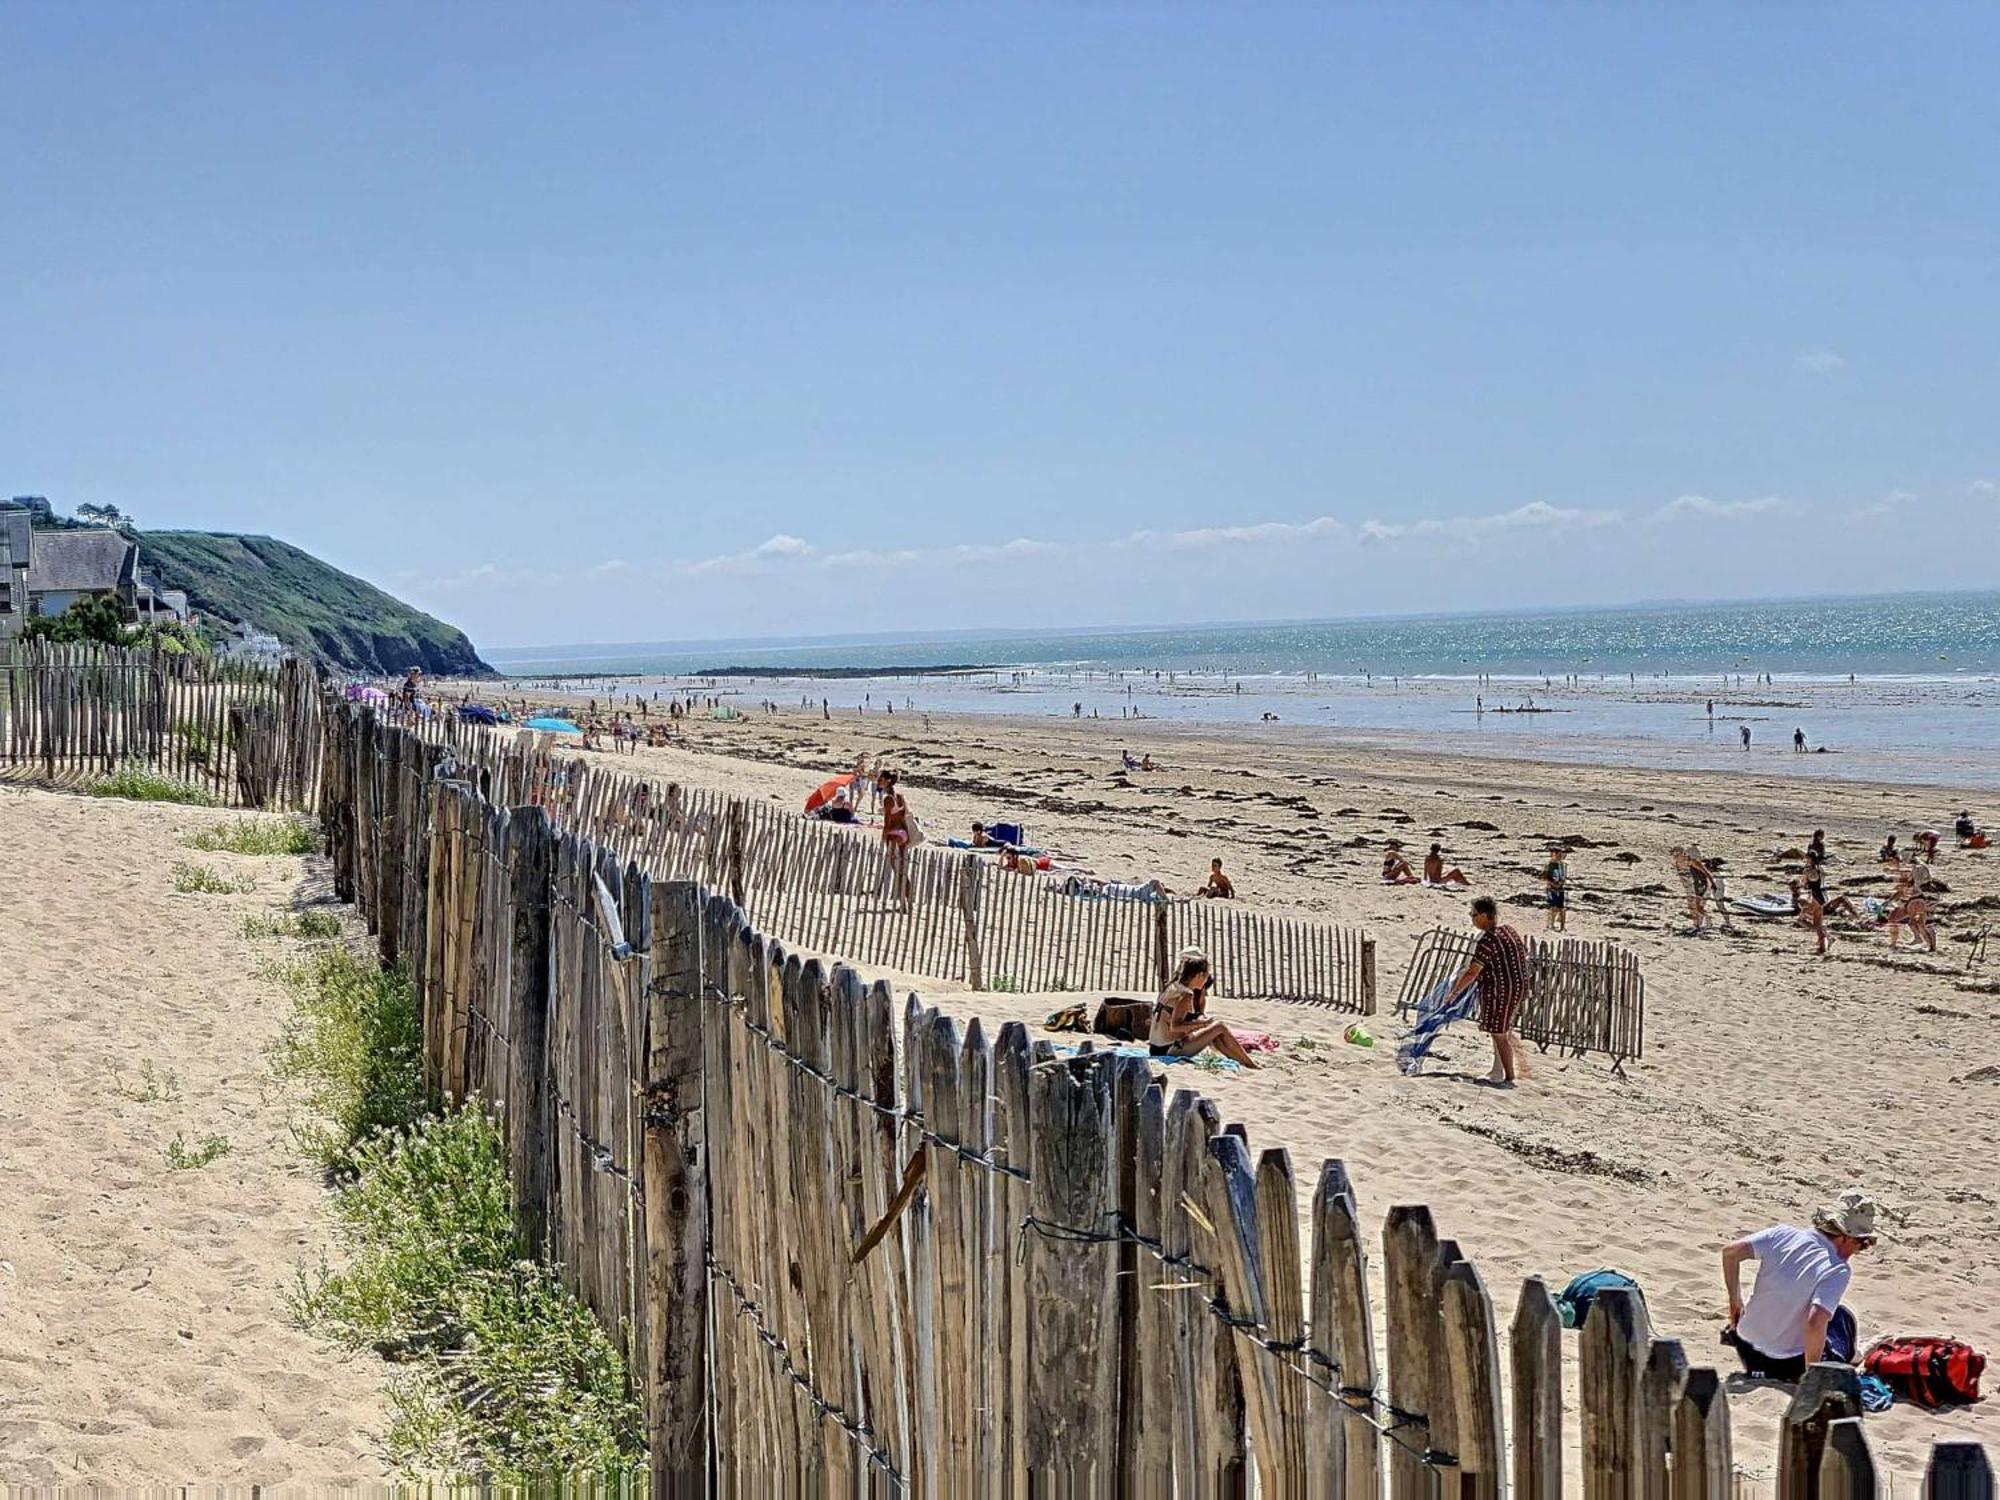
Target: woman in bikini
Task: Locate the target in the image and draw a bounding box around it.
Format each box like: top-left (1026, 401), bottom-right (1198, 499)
top-left (1885, 860), bottom-right (1936, 952)
top-left (1381, 848), bottom-right (1420, 885)
top-left (1149, 953), bottom-right (1258, 1068)
top-left (881, 774), bottom-right (915, 912)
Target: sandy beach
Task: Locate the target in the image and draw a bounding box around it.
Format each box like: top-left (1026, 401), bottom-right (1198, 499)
top-left (481, 690), bottom-right (2000, 1485)
top-left (0, 786), bottom-right (391, 1486)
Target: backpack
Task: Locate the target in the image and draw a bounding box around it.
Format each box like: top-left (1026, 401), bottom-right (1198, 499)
top-left (1861, 1337), bottom-right (1985, 1408)
top-left (1825, 1305), bottom-right (1858, 1365)
top-left (1556, 1269), bottom-right (1643, 1330)
top-left (1092, 998), bottom-right (1154, 1043)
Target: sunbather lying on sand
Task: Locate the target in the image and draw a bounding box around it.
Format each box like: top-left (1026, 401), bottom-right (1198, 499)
top-left (1149, 951), bottom-right (1258, 1068)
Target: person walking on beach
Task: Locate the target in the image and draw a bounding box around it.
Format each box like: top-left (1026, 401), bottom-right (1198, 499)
top-left (1544, 848), bottom-right (1569, 930)
top-left (1720, 1191), bottom-right (1877, 1380)
top-left (1438, 896), bottom-right (1531, 1086)
top-left (1794, 727), bottom-right (1808, 753)
top-left (1741, 724), bottom-right (1752, 751)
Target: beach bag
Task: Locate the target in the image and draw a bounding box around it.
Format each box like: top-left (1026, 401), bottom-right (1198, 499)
top-left (1826, 1305), bottom-right (1858, 1364)
top-left (1862, 1337), bottom-right (1984, 1408)
top-left (906, 814), bottom-right (927, 846)
top-left (1044, 1005), bottom-right (1090, 1034)
top-left (1092, 998), bottom-right (1153, 1043)
top-left (1556, 1269), bottom-right (1643, 1330)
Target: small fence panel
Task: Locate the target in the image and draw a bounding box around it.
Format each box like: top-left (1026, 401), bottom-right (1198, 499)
top-left (1396, 926), bottom-right (1646, 1069)
top-left (0, 641), bottom-right (321, 808)
top-left (322, 703), bottom-right (1986, 1497)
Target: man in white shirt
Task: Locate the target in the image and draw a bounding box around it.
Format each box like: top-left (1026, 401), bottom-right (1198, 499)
top-left (1720, 1190), bottom-right (1879, 1381)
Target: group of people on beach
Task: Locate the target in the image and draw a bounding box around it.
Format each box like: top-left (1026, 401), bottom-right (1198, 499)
top-left (1380, 842), bottom-right (1570, 928)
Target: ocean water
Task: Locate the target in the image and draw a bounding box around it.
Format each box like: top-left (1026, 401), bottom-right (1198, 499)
top-left (489, 591), bottom-right (2000, 789)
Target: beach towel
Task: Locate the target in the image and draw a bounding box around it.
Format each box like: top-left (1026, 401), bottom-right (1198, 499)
top-left (1049, 1042), bottom-right (1241, 1072)
top-left (1729, 893), bottom-right (1798, 918)
top-left (1397, 977), bottom-right (1476, 1076)
top-left (1234, 1029), bottom-right (1280, 1053)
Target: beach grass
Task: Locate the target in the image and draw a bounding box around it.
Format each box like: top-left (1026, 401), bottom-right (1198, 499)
top-left (172, 861), bottom-right (257, 895)
top-left (267, 948), bottom-right (428, 1172)
top-left (112, 1060), bottom-right (183, 1104)
top-left (241, 909), bottom-right (345, 942)
top-left (186, 816), bottom-right (318, 856)
top-left (274, 949), bottom-right (642, 1480)
top-left (85, 764), bottom-right (221, 807)
top-left (289, 1107), bottom-right (641, 1479)
top-left (165, 1132), bottom-right (232, 1170)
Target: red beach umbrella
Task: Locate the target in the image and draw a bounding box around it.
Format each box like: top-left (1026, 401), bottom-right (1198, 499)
top-left (804, 773), bottom-right (856, 813)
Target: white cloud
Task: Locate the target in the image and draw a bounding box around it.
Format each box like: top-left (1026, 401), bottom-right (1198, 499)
top-left (752, 533), bottom-right (812, 558)
top-left (1970, 479), bottom-right (1997, 499)
top-left (1655, 494), bottom-right (1792, 522)
top-left (1795, 348), bottom-right (1846, 375)
top-left (1121, 516), bottom-right (1346, 550)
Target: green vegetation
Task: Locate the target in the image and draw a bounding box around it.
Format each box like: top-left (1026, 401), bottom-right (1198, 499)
top-left (21, 592), bottom-right (136, 646)
top-left (274, 950), bottom-right (642, 1480)
top-left (241, 909), bottom-right (345, 942)
top-left (187, 816), bottom-right (318, 856)
top-left (84, 763), bottom-right (220, 807)
top-left (112, 1060), bottom-right (183, 1103)
top-left (165, 1132), bottom-right (233, 1170)
top-left (172, 861), bottom-right (257, 895)
top-left (291, 1109), bottom-right (642, 1478)
top-left (137, 529), bottom-right (492, 678)
top-left (268, 948), bottom-right (429, 1172)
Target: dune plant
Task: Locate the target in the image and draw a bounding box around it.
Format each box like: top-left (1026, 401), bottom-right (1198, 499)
top-left (187, 816), bottom-right (319, 856)
top-left (85, 763), bottom-right (220, 807)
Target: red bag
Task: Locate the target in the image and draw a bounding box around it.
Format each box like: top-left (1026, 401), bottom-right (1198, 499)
top-left (1862, 1337), bottom-right (1985, 1408)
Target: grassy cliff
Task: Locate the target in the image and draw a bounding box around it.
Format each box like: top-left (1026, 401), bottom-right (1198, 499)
top-left (136, 530), bottom-right (493, 677)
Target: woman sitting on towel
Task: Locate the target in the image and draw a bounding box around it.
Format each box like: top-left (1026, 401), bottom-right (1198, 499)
top-left (1149, 952), bottom-right (1258, 1068)
top-left (1424, 845), bottom-right (1471, 888)
top-left (1382, 848), bottom-right (1421, 885)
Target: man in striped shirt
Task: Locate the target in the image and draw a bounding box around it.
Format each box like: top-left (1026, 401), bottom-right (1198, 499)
top-left (1441, 895), bottom-right (1532, 1087)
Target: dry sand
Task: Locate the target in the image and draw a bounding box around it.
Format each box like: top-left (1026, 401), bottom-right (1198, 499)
top-left (519, 695), bottom-right (2000, 1485)
top-left (0, 786), bottom-right (391, 1486)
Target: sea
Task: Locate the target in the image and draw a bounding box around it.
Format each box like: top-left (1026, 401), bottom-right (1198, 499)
top-left (487, 591), bottom-right (2000, 790)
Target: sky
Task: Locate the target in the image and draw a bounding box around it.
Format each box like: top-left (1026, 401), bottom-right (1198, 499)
top-left (4, 2), bottom-right (1996, 649)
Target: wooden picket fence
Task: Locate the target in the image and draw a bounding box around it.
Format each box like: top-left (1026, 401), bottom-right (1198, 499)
top-left (365, 705), bottom-right (1378, 1010)
top-left (322, 702), bottom-right (1991, 1496)
top-left (0, 640), bottom-right (321, 808)
top-left (1396, 927), bottom-right (1646, 1071)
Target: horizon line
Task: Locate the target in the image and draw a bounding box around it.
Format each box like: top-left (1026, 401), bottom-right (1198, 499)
top-left (480, 583), bottom-right (1998, 660)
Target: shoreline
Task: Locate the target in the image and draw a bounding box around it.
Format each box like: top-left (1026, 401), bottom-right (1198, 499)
top-left (464, 677), bottom-right (2000, 794)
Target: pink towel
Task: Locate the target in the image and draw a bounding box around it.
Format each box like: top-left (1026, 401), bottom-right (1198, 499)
top-left (1234, 1029), bottom-right (1280, 1053)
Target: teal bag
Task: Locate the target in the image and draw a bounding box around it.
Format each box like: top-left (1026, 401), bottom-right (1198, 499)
top-left (1556, 1269), bottom-right (1642, 1329)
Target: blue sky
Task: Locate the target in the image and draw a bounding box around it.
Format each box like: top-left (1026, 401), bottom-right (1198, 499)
top-left (4, 2), bottom-right (1995, 647)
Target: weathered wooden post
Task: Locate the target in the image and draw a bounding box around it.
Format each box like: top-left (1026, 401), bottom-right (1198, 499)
top-left (1778, 1364), bottom-right (1863, 1500)
top-left (1383, 1206), bottom-right (1440, 1500)
top-left (1925, 1443), bottom-right (1995, 1500)
top-left (1671, 1367), bottom-right (1733, 1500)
top-left (1442, 1259), bottom-right (1505, 1500)
top-left (1025, 1052), bottom-right (1119, 1488)
top-left (960, 852), bottom-right (985, 990)
top-left (1512, 1278), bottom-right (1563, 1500)
top-left (1641, 1338), bottom-right (1690, 1500)
top-left (1581, 1286), bottom-right (1649, 1500)
top-left (504, 806), bottom-right (554, 1254)
top-left (726, 800), bottom-right (747, 912)
top-left (644, 879), bottom-right (708, 1490)
top-left (1310, 1161), bottom-right (1379, 1500)
top-left (1361, 936), bottom-right (1378, 1013)
top-left (1153, 903), bottom-right (1171, 989)
top-left (1816, 1417), bottom-right (1877, 1500)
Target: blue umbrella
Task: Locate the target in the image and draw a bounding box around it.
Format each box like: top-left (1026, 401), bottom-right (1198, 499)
top-left (458, 703), bottom-right (502, 725)
top-left (524, 716), bottom-right (582, 735)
